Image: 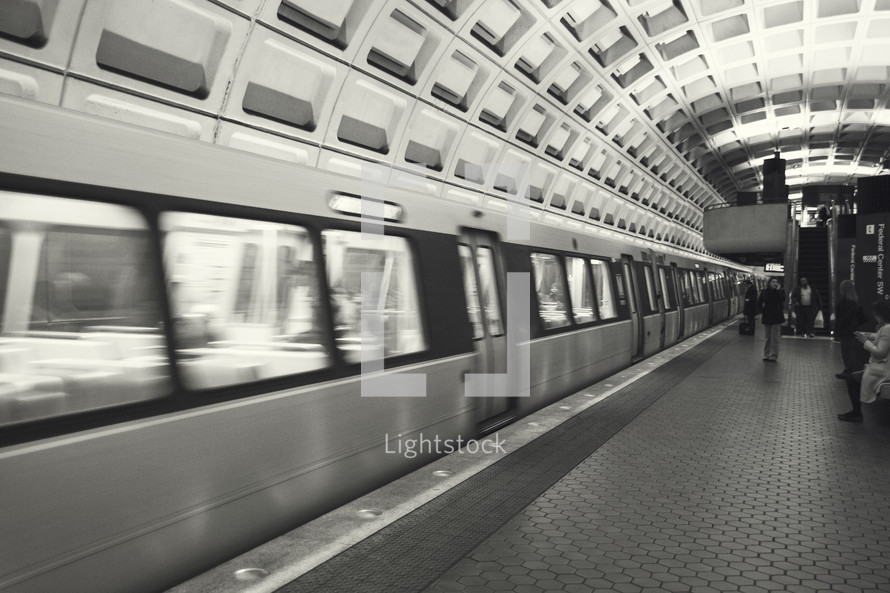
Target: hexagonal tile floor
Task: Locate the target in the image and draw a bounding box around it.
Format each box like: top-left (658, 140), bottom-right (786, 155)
top-left (277, 328), bottom-right (890, 593)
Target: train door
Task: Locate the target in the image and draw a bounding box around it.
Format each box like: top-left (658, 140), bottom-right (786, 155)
top-left (620, 254), bottom-right (644, 362)
top-left (646, 254), bottom-right (666, 350)
top-left (657, 264), bottom-right (679, 346)
top-left (671, 263), bottom-right (686, 339)
top-left (458, 229), bottom-right (512, 431)
top-left (704, 269), bottom-right (714, 324)
top-left (701, 269), bottom-right (714, 326)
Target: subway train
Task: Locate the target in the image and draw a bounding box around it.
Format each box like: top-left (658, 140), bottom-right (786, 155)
top-left (0, 96), bottom-right (759, 593)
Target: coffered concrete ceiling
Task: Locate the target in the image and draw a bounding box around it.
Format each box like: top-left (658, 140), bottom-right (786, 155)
top-left (2, 0), bottom-right (889, 257)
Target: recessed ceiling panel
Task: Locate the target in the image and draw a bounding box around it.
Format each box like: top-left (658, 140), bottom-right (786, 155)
top-left (762, 1), bottom-right (803, 28)
top-left (711, 14), bottom-right (750, 42)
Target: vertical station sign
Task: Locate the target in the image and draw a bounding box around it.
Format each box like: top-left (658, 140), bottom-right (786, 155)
top-left (855, 212), bottom-right (890, 317)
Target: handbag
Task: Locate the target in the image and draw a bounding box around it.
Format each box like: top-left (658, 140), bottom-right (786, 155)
top-left (814, 310), bottom-right (824, 329)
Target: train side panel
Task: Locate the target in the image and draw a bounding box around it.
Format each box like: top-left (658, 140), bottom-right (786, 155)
top-left (523, 322), bottom-right (633, 412)
top-left (640, 314), bottom-right (663, 358)
top-left (683, 303), bottom-right (711, 336)
top-left (663, 310), bottom-right (680, 347)
top-left (0, 355), bottom-right (475, 593)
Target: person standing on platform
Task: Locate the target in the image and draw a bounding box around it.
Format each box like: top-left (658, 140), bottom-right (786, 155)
top-left (758, 276), bottom-right (786, 362)
top-left (743, 279), bottom-right (758, 328)
top-left (838, 300), bottom-right (890, 422)
top-left (834, 279), bottom-right (869, 379)
top-left (790, 277), bottom-right (822, 338)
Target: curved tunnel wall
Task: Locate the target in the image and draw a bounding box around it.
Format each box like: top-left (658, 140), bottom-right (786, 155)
top-left (0, 0), bottom-right (733, 260)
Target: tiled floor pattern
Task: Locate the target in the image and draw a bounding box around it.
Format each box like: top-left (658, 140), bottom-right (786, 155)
top-left (275, 329), bottom-right (890, 593)
top-left (276, 329), bottom-right (738, 593)
top-left (424, 333), bottom-right (890, 593)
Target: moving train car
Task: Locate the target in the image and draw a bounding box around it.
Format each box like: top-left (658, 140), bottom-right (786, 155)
top-left (0, 96), bottom-right (756, 593)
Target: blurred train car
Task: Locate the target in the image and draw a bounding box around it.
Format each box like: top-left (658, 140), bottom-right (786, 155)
top-left (0, 96), bottom-right (757, 593)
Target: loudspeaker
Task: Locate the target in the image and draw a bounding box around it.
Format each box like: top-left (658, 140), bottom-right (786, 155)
top-left (763, 156), bottom-right (786, 177)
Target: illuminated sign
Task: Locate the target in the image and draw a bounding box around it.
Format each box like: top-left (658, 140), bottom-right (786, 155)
top-left (328, 194), bottom-right (404, 222)
top-left (764, 263), bottom-right (785, 272)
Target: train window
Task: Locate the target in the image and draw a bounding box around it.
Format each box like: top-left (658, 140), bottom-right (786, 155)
top-left (531, 253), bottom-right (570, 329)
top-left (643, 266), bottom-right (658, 312)
top-left (322, 230), bottom-right (426, 362)
top-left (566, 256), bottom-right (596, 324)
top-left (614, 272), bottom-right (627, 307)
top-left (682, 270), bottom-right (696, 306)
top-left (658, 268), bottom-right (674, 310)
top-left (689, 272), bottom-right (700, 304)
top-left (621, 262), bottom-right (636, 315)
top-left (458, 245), bottom-right (484, 339)
top-left (590, 259), bottom-right (618, 319)
top-left (0, 194), bottom-right (171, 426)
top-left (476, 247), bottom-right (504, 337)
top-left (698, 273), bottom-right (708, 302)
top-left (162, 212), bottom-right (330, 389)
top-left (711, 272), bottom-right (724, 299)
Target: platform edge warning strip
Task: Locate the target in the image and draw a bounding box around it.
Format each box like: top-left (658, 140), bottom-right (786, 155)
top-left (275, 329), bottom-right (736, 593)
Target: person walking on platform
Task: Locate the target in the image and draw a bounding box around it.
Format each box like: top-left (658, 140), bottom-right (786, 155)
top-left (758, 276), bottom-right (786, 362)
top-left (838, 300), bottom-right (890, 422)
top-left (790, 277), bottom-right (822, 338)
top-left (834, 279), bottom-right (869, 379)
top-left (743, 279), bottom-right (758, 328)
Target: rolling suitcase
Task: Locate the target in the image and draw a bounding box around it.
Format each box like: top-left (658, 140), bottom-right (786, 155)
top-left (738, 321), bottom-right (755, 336)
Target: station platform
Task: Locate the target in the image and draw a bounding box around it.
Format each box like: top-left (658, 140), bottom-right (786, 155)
top-left (166, 319), bottom-right (890, 593)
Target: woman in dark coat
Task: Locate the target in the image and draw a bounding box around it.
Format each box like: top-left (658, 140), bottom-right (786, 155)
top-left (743, 280), bottom-right (758, 326)
top-left (757, 276), bottom-right (786, 362)
top-left (834, 279), bottom-right (868, 378)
